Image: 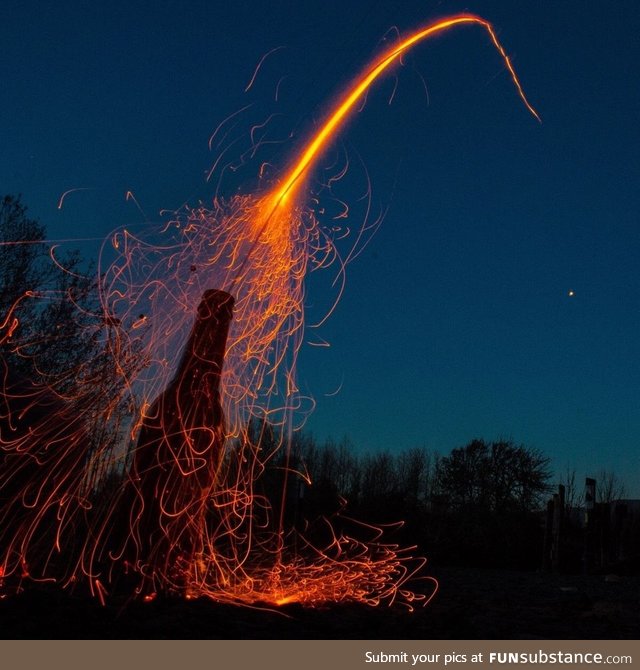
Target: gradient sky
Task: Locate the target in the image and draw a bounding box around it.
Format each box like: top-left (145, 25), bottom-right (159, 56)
top-left (1, 1), bottom-right (639, 494)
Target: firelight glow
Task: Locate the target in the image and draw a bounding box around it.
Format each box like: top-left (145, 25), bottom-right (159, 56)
top-left (0, 14), bottom-right (537, 608)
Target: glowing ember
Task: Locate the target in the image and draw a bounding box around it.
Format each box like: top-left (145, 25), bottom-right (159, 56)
top-left (0, 14), bottom-right (537, 608)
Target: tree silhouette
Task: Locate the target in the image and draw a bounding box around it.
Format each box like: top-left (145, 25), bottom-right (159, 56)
top-left (434, 438), bottom-right (552, 513)
top-left (0, 195), bottom-right (139, 584)
top-left (0, 194), bottom-right (101, 388)
top-left (596, 469), bottom-right (627, 504)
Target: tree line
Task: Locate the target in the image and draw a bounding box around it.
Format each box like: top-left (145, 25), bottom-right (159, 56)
top-left (1, 194), bottom-right (636, 574)
top-left (248, 424), bottom-right (554, 569)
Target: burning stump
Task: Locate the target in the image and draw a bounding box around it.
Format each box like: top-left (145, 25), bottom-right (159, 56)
top-left (108, 289), bottom-right (234, 596)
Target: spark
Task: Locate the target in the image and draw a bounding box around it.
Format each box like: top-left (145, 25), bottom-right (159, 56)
top-left (125, 190), bottom-right (148, 220)
top-left (245, 46), bottom-right (287, 93)
top-left (57, 187), bottom-right (94, 210)
top-left (270, 14), bottom-right (539, 209)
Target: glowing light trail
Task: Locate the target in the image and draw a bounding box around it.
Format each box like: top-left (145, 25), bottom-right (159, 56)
top-left (0, 14), bottom-right (538, 610)
top-left (271, 14), bottom-right (540, 208)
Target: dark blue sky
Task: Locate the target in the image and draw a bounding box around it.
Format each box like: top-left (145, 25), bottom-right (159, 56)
top-left (2, 1), bottom-right (639, 494)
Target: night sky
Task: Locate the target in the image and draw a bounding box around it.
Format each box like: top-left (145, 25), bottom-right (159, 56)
top-left (2, 1), bottom-right (639, 495)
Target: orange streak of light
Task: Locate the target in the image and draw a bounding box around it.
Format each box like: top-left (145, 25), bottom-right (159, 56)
top-left (0, 13), bottom-right (537, 611)
top-left (272, 14), bottom-right (539, 208)
top-left (57, 187), bottom-right (94, 210)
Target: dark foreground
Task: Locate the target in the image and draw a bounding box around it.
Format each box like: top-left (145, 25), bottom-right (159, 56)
top-left (1, 567), bottom-right (638, 639)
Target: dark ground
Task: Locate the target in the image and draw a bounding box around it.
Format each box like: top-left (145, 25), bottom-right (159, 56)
top-left (1, 567), bottom-right (638, 639)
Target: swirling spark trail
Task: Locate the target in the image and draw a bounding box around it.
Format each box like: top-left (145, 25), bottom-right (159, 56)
top-left (0, 15), bottom-right (537, 608)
